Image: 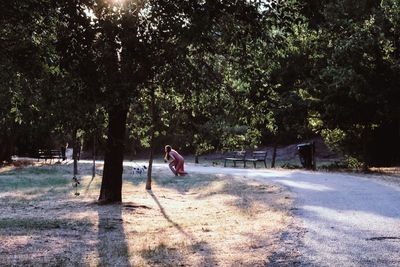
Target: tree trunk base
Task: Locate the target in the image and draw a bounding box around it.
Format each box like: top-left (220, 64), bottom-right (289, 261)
top-left (97, 199), bottom-right (122, 206)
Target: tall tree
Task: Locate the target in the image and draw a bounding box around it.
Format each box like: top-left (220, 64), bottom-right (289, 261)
top-left (0, 0), bottom-right (59, 162)
top-left (54, 0), bottom-right (267, 203)
top-left (304, 0), bottom-right (400, 167)
top-left (215, 0), bottom-right (312, 161)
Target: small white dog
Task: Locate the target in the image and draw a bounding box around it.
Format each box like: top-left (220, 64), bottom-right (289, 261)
top-left (132, 166), bottom-right (147, 176)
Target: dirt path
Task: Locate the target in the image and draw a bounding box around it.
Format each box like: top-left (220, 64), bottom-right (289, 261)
top-left (156, 164), bottom-right (400, 266)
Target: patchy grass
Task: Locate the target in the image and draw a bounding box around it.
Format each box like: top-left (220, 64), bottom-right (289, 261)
top-left (0, 161), bottom-right (294, 266)
top-left (0, 217), bottom-right (93, 231)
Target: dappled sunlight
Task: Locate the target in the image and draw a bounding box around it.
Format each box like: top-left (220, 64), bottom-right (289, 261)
top-left (0, 235), bottom-right (30, 252)
top-left (0, 218), bottom-right (97, 265)
top-left (274, 179), bottom-right (335, 191)
top-left (0, 233), bottom-right (67, 264)
top-left (0, 162), bottom-right (295, 266)
top-left (195, 180), bottom-right (228, 197)
top-left (120, 170), bottom-right (294, 265)
top-left (193, 175), bottom-right (290, 217)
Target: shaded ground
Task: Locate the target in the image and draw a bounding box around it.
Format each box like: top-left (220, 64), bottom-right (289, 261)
top-left (3, 158), bottom-right (399, 266)
top-left (179, 165), bottom-right (400, 266)
top-left (0, 162), bottom-right (294, 266)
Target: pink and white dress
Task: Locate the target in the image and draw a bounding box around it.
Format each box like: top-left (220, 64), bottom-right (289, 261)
top-left (169, 150), bottom-right (185, 174)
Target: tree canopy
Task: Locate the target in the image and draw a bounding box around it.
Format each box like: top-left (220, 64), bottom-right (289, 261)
top-left (2, 0), bottom-right (400, 202)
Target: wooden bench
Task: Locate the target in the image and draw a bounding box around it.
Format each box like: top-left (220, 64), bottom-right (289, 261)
top-left (245, 151), bottom-right (268, 168)
top-left (37, 149), bottom-right (62, 162)
top-left (224, 150), bottom-right (247, 167)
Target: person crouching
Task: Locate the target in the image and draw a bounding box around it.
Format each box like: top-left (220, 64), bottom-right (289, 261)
top-left (164, 145), bottom-right (187, 176)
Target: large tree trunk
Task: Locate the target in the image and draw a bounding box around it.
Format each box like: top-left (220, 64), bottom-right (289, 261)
top-left (361, 129), bottom-right (372, 172)
top-left (99, 106), bottom-right (128, 203)
top-left (361, 140), bottom-right (370, 172)
top-left (0, 129), bottom-right (14, 164)
top-left (0, 138), bottom-right (13, 164)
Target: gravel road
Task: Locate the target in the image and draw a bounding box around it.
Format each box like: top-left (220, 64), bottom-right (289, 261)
top-left (158, 164), bottom-right (400, 266)
top-left (71, 159), bottom-right (400, 266)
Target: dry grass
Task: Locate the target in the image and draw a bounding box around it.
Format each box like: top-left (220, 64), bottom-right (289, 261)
top-left (363, 167), bottom-right (400, 188)
top-left (369, 167), bottom-right (400, 174)
top-left (0, 161), bottom-right (294, 266)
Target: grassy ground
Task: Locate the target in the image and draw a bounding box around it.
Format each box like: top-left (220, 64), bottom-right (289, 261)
top-left (0, 161), bottom-right (294, 266)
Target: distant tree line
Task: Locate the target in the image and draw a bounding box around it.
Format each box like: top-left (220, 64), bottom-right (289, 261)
top-left (1, 0), bottom-right (399, 202)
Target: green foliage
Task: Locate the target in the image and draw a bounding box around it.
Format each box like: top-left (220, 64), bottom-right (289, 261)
top-left (220, 126), bottom-right (262, 151)
top-left (0, 0), bottom-right (60, 159)
top-left (4, 0), bottom-right (400, 172)
top-left (304, 0), bottom-right (400, 166)
top-left (320, 128), bottom-right (346, 153)
top-left (321, 157), bottom-right (362, 170)
top-left (222, 0), bottom-right (314, 147)
top-left (342, 157), bottom-right (362, 169)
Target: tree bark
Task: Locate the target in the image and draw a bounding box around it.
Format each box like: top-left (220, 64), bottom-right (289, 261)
top-left (99, 106), bottom-right (128, 203)
top-left (92, 135), bottom-right (96, 179)
top-left (0, 138), bottom-right (13, 163)
top-left (146, 131), bottom-right (154, 190)
top-left (271, 140), bottom-right (278, 168)
top-left (312, 141), bottom-right (316, 170)
top-left (72, 129), bottom-right (79, 177)
top-left (362, 141), bottom-right (370, 172)
top-left (146, 86), bottom-right (156, 190)
top-left (361, 130), bottom-right (371, 172)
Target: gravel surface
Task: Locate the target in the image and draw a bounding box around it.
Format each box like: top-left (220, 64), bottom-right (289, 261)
top-left (45, 159), bottom-right (400, 266)
top-left (159, 164), bottom-right (400, 266)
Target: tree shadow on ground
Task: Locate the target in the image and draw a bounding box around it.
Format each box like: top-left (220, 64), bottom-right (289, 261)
top-left (139, 170), bottom-right (286, 214)
top-left (143, 190), bottom-right (218, 266)
top-left (0, 217), bottom-right (94, 266)
top-left (95, 203), bottom-right (132, 267)
top-left (262, 223), bottom-right (306, 266)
